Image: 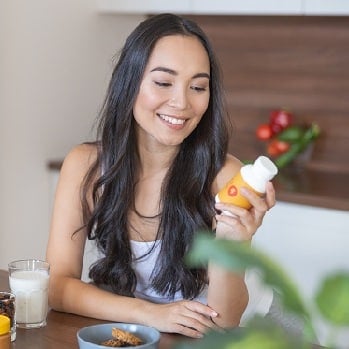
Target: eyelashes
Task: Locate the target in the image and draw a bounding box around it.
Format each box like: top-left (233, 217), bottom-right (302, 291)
top-left (191, 86), bottom-right (207, 92)
top-left (153, 81), bottom-right (207, 92)
top-left (154, 81), bottom-right (171, 87)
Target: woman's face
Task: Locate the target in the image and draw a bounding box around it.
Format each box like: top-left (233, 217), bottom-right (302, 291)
top-left (133, 35), bottom-right (210, 148)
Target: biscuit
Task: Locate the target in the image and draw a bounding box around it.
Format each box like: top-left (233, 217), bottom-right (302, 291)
top-left (112, 327), bottom-right (143, 346)
top-left (100, 338), bottom-right (126, 347)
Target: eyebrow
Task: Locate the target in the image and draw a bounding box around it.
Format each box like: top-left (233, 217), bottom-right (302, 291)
top-left (150, 66), bottom-right (210, 79)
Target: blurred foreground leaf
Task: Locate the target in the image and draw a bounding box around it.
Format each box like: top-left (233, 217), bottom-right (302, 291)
top-left (315, 271), bottom-right (349, 326)
top-left (186, 233), bottom-right (313, 335)
top-left (174, 317), bottom-right (311, 349)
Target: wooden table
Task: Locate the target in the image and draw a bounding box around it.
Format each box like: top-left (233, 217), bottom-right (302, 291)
top-left (0, 270), bottom-right (183, 349)
top-left (0, 270), bottom-right (325, 349)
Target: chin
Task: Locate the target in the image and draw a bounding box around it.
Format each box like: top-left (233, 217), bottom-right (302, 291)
top-left (156, 136), bottom-right (185, 147)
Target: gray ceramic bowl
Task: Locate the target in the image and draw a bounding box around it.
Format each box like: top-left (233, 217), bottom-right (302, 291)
top-left (77, 323), bottom-right (160, 349)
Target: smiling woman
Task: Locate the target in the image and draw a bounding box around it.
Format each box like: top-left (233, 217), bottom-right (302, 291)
top-left (45, 13), bottom-right (276, 339)
top-left (133, 35), bottom-right (210, 146)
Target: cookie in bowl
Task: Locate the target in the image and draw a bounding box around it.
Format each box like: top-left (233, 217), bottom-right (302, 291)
top-left (77, 323), bottom-right (160, 349)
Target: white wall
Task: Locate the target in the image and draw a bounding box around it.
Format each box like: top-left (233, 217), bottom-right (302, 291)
top-left (0, 0), bottom-right (144, 269)
top-left (253, 201), bottom-right (349, 348)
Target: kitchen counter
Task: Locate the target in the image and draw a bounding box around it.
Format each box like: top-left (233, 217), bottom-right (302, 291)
top-left (48, 160), bottom-right (349, 211)
top-left (274, 167), bottom-right (349, 211)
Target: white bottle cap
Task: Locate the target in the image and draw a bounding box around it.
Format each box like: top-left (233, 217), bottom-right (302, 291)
top-left (253, 156), bottom-right (278, 182)
top-left (241, 156), bottom-right (278, 193)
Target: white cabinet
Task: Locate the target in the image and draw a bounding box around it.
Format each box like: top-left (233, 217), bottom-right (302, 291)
top-left (97, 0), bottom-right (191, 14)
top-left (304, 0), bottom-right (349, 15)
top-left (254, 202), bottom-right (349, 299)
top-left (253, 201), bottom-right (349, 347)
top-left (97, 0), bottom-right (303, 15)
top-left (191, 0), bottom-right (303, 15)
top-left (97, 0), bottom-right (349, 16)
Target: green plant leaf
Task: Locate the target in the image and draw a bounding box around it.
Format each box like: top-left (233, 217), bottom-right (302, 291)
top-left (277, 125), bottom-right (304, 142)
top-left (174, 318), bottom-right (311, 349)
top-left (274, 122), bottom-right (320, 169)
top-left (187, 233), bottom-right (311, 325)
top-left (315, 271), bottom-right (349, 326)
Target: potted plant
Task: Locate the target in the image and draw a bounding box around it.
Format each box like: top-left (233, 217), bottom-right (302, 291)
top-left (255, 108), bottom-right (321, 169)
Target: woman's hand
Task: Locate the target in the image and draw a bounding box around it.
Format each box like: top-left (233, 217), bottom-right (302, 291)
top-left (214, 181), bottom-right (276, 241)
top-left (144, 300), bottom-right (219, 338)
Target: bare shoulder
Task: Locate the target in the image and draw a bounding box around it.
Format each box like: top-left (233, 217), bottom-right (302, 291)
top-left (213, 153), bottom-right (243, 195)
top-left (63, 143), bottom-right (97, 169)
top-left (60, 143), bottom-right (98, 180)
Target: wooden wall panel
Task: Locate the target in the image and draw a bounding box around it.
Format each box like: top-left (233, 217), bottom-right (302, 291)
top-left (187, 15), bottom-right (349, 173)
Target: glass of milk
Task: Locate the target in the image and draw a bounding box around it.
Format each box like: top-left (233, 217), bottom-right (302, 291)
top-left (8, 259), bottom-right (50, 329)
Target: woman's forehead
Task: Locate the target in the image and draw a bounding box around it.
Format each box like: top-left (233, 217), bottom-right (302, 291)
top-left (145, 35), bottom-right (210, 76)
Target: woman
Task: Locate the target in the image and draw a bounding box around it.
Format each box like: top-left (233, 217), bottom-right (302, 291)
top-left (46, 13), bottom-right (275, 338)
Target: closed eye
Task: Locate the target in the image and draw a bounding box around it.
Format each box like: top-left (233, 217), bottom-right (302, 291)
top-left (154, 81), bottom-right (172, 87)
top-left (191, 86), bottom-right (207, 92)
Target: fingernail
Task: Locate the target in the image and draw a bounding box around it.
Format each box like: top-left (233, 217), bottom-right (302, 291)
top-left (211, 311), bottom-right (218, 317)
top-left (240, 187), bottom-right (248, 195)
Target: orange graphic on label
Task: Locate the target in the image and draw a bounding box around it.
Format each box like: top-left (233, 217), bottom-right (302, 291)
top-left (217, 171), bottom-right (256, 209)
top-left (227, 185), bottom-right (238, 197)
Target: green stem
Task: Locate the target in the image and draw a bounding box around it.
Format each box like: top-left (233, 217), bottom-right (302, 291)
top-left (274, 123), bottom-right (320, 169)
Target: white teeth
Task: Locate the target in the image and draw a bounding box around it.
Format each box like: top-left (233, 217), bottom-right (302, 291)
top-left (159, 114), bottom-right (185, 125)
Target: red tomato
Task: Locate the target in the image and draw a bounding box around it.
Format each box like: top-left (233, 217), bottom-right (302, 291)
top-left (256, 123), bottom-right (273, 140)
top-left (267, 139), bottom-right (290, 157)
top-left (269, 109), bottom-right (293, 134)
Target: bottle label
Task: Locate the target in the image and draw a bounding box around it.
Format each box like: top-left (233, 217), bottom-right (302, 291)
top-left (227, 185), bottom-right (238, 197)
top-left (217, 171), bottom-right (260, 209)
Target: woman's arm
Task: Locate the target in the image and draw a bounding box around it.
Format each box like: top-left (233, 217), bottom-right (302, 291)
top-left (207, 154), bottom-right (276, 328)
top-left (46, 144), bottom-right (218, 338)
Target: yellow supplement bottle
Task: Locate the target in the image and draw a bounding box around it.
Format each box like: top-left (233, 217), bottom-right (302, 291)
top-left (0, 315), bottom-right (10, 349)
top-left (216, 156), bottom-right (278, 209)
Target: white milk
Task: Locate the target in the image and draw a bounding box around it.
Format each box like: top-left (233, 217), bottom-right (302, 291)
top-left (9, 270), bottom-right (49, 325)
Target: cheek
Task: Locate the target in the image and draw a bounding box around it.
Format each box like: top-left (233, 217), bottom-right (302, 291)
top-left (134, 91), bottom-right (150, 112)
top-left (133, 86), bottom-right (164, 118)
top-left (195, 95), bottom-right (210, 117)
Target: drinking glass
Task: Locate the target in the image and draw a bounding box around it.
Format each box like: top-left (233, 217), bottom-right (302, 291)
top-left (8, 259), bottom-right (50, 329)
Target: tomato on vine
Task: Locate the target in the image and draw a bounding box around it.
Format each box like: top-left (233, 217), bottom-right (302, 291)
top-left (267, 139), bottom-right (291, 157)
top-left (256, 123), bottom-right (273, 140)
top-left (269, 109), bottom-right (293, 134)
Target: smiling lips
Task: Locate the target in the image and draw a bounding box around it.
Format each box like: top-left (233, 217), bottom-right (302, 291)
top-left (158, 113), bottom-right (186, 126)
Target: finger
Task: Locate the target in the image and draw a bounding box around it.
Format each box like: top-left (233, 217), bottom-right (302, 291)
top-left (265, 181), bottom-right (276, 209)
top-left (177, 311), bottom-right (221, 337)
top-left (215, 202), bottom-right (254, 229)
top-left (240, 187), bottom-right (268, 213)
top-left (184, 300), bottom-right (218, 317)
top-left (215, 212), bottom-right (241, 228)
top-left (179, 315), bottom-right (211, 335)
top-left (184, 311), bottom-right (218, 331)
top-left (183, 302), bottom-right (221, 330)
top-left (215, 202), bottom-right (247, 217)
top-left (214, 216), bottom-right (251, 241)
top-left (174, 323), bottom-right (204, 338)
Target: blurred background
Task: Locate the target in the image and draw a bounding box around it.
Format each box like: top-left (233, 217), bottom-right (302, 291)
top-left (1, 1), bottom-right (349, 346)
top-left (0, 0), bottom-right (144, 267)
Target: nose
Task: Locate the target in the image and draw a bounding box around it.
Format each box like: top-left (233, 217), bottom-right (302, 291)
top-left (168, 86), bottom-right (189, 110)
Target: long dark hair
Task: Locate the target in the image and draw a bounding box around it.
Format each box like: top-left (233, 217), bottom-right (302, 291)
top-left (81, 14), bottom-right (230, 299)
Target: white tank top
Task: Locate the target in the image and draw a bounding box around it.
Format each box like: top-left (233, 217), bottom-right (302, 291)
top-left (85, 239), bottom-right (273, 320)
top-left (130, 240), bottom-right (207, 304)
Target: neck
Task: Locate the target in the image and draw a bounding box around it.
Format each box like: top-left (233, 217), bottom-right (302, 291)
top-left (136, 133), bottom-right (179, 174)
